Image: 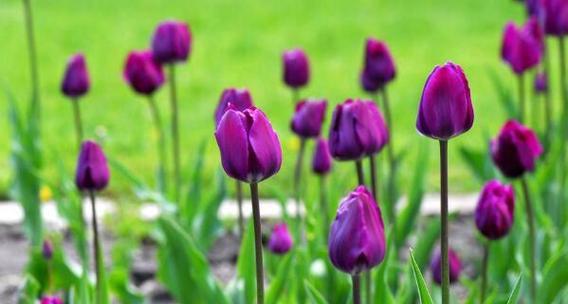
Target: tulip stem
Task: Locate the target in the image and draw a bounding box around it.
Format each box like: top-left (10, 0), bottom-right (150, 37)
top-left (521, 177), bottom-right (537, 303)
top-left (369, 155), bottom-right (379, 202)
top-left (355, 160), bottom-right (365, 186)
top-left (319, 175), bottom-right (330, 241)
top-left (439, 140), bottom-right (449, 304)
top-left (294, 138), bottom-right (306, 243)
top-left (380, 88), bottom-right (396, 205)
top-left (352, 275), bottom-right (361, 304)
top-left (168, 64), bottom-right (181, 204)
top-left (236, 180), bottom-right (244, 239)
top-left (480, 242), bottom-right (490, 304)
top-left (72, 99), bottom-right (83, 150)
top-left (148, 95), bottom-right (168, 195)
top-left (292, 88), bottom-right (300, 105)
top-left (542, 41), bottom-right (552, 152)
top-left (518, 73), bottom-right (525, 124)
top-left (357, 159), bottom-right (372, 303)
top-left (249, 182), bottom-right (265, 304)
top-left (22, 0), bottom-right (40, 121)
top-left (89, 190), bottom-right (104, 304)
top-left (558, 37), bottom-right (568, 216)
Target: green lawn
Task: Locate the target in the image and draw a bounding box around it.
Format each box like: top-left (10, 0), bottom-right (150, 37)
top-left (0, 0), bottom-right (535, 198)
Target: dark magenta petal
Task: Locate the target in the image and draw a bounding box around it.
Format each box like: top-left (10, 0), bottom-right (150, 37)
top-left (430, 247), bottom-right (462, 285)
top-left (61, 53), bottom-right (90, 98)
top-left (501, 21), bottom-right (542, 75)
top-left (268, 223), bottom-right (293, 254)
top-left (75, 140), bottom-right (110, 191)
top-left (360, 38), bottom-right (396, 92)
top-left (544, 0), bottom-right (568, 36)
top-left (248, 108), bottom-right (283, 183)
top-left (40, 296), bottom-right (63, 304)
top-left (282, 48), bottom-right (310, 88)
top-left (329, 101), bottom-right (365, 160)
top-left (124, 50), bottom-right (165, 95)
top-left (214, 110), bottom-right (250, 182)
top-left (291, 99), bottom-right (327, 138)
top-left (475, 180), bottom-right (515, 240)
top-left (151, 20), bottom-right (191, 64)
top-left (42, 240), bottom-right (53, 260)
top-left (312, 138), bottom-right (333, 175)
top-left (214, 88), bottom-right (254, 126)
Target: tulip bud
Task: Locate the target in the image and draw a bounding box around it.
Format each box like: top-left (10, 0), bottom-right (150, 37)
top-left (61, 53), bottom-right (90, 98)
top-left (501, 21), bottom-right (542, 75)
top-left (75, 140), bottom-right (110, 191)
top-left (151, 20), bottom-right (191, 64)
top-left (526, 0), bottom-right (545, 19)
top-left (525, 17), bottom-right (545, 51)
top-left (40, 296), bottom-right (63, 304)
top-left (282, 49), bottom-right (310, 89)
top-left (312, 138), bottom-right (333, 175)
top-left (291, 99), bottom-right (327, 138)
top-left (42, 240), bottom-right (53, 260)
top-left (490, 120), bottom-right (543, 178)
top-left (430, 247), bottom-right (461, 285)
top-left (329, 99), bottom-right (389, 160)
top-left (416, 62), bottom-right (474, 140)
top-left (214, 88), bottom-right (254, 126)
top-left (124, 50), bottom-right (165, 95)
top-left (360, 38), bottom-right (396, 92)
top-left (534, 72), bottom-right (548, 94)
top-left (268, 223), bottom-right (293, 254)
top-left (215, 107), bottom-right (282, 183)
top-left (544, 0), bottom-right (568, 36)
top-left (328, 186), bottom-right (385, 274)
top-left (475, 180), bottom-right (515, 240)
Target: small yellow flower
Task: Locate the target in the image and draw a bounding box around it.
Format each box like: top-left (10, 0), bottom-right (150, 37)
top-left (40, 185), bottom-right (52, 203)
top-left (288, 137), bottom-right (300, 152)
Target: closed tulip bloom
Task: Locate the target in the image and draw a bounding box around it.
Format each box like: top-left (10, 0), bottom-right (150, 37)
top-left (151, 20), bottom-right (191, 64)
top-left (416, 62), bottom-right (474, 140)
top-left (535, 72), bottom-right (548, 93)
top-left (41, 296), bottom-right (63, 304)
top-left (312, 138), bottom-right (333, 175)
top-left (42, 240), bottom-right (53, 260)
top-left (491, 120), bottom-right (543, 178)
top-left (475, 180), bottom-right (515, 240)
top-left (430, 247), bottom-right (461, 285)
top-left (215, 107), bottom-right (282, 183)
top-left (214, 88), bottom-right (254, 126)
top-left (268, 223), bottom-right (293, 254)
top-left (360, 38), bottom-right (396, 92)
top-left (61, 53), bottom-right (90, 98)
top-left (75, 140), bottom-right (110, 191)
top-left (526, 0), bottom-right (545, 18)
top-left (544, 0), bottom-right (568, 36)
top-left (282, 49), bottom-right (310, 88)
top-left (329, 99), bottom-right (389, 160)
top-left (525, 17), bottom-right (545, 50)
top-left (291, 99), bottom-right (327, 138)
top-left (501, 22), bottom-right (542, 75)
top-left (124, 50), bottom-right (165, 95)
top-left (360, 70), bottom-right (382, 92)
top-left (328, 186), bottom-right (385, 274)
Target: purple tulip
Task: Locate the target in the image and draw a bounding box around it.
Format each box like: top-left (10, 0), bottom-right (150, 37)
top-left (501, 21), bottom-right (542, 75)
top-left (328, 186), bottom-right (385, 274)
top-left (291, 99), bottom-right (327, 138)
top-left (42, 240), bottom-right (53, 260)
top-left (268, 223), bottom-right (293, 254)
top-left (544, 0), bottom-right (568, 36)
top-left (360, 38), bottom-right (396, 92)
top-left (312, 138), bottom-right (333, 175)
top-left (416, 62), bottom-right (474, 140)
top-left (75, 140), bottom-right (110, 191)
top-left (124, 50), bottom-right (165, 95)
top-left (215, 107), bottom-right (282, 183)
top-left (525, 17), bottom-right (545, 50)
top-left (282, 49), bottom-right (310, 89)
top-left (329, 99), bottom-right (389, 160)
top-left (214, 88), bottom-right (254, 126)
top-left (430, 247), bottom-right (461, 285)
top-left (475, 180), bottom-right (515, 240)
top-left (40, 296), bottom-right (63, 304)
top-left (491, 120), bottom-right (543, 178)
top-left (151, 20), bottom-right (191, 64)
top-left (535, 72), bottom-right (548, 93)
top-left (61, 53), bottom-right (90, 98)
top-left (526, 0), bottom-right (545, 19)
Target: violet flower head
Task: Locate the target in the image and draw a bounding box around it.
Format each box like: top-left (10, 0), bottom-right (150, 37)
top-left (360, 38), bottom-right (396, 92)
top-left (214, 88), bottom-right (254, 126)
top-left (534, 72), bottom-right (548, 93)
top-left (40, 296), bottom-right (63, 304)
top-left (124, 50), bottom-right (165, 95)
top-left (42, 240), bottom-right (53, 260)
top-left (490, 120), bottom-right (543, 178)
top-left (61, 53), bottom-right (90, 98)
top-left (526, 0), bottom-right (545, 19)
top-left (215, 107), bottom-right (282, 183)
top-left (282, 48), bottom-right (310, 89)
top-left (312, 137), bottom-right (333, 175)
top-left (501, 21), bottom-right (542, 75)
top-left (75, 140), bottom-right (110, 191)
top-left (328, 186), bottom-right (386, 275)
top-left (544, 0), bottom-right (568, 36)
top-left (416, 62), bottom-right (474, 140)
top-left (268, 223), bottom-right (293, 254)
top-left (291, 99), bottom-right (327, 138)
top-left (475, 180), bottom-right (515, 240)
top-left (430, 247), bottom-right (461, 285)
top-left (151, 20), bottom-right (191, 64)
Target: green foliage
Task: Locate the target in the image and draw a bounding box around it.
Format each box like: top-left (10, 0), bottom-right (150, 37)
top-left (18, 275), bottom-right (40, 304)
top-left (305, 280), bottom-right (329, 304)
top-left (409, 249), bottom-right (434, 304)
top-left (505, 275), bottom-right (522, 304)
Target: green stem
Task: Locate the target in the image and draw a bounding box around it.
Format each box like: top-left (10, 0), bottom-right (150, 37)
top-left (521, 177), bottom-right (537, 303)
top-left (168, 64), bottom-right (181, 204)
top-left (480, 242), bottom-right (490, 304)
top-left (72, 99), bottom-right (83, 150)
top-left (148, 95), bottom-right (167, 194)
top-left (89, 190), bottom-right (103, 304)
top-left (352, 275), bottom-right (361, 304)
top-left (439, 140), bottom-right (449, 304)
top-left (294, 138), bottom-right (306, 242)
top-left (543, 40), bottom-right (553, 152)
top-left (381, 89), bottom-right (396, 205)
top-left (319, 175), bottom-right (330, 240)
top-left (518, 73), bottom-right (525, 124)
top-left (292, 88), bottom-right (300, 105)
top-left (369, 155), bottom-right (379, 202)
top-left (559, 37), bottom-right (568, 211)
top-left (355, 160), bottom-right (365, 186)
top-left (22, 0), bottom-right (40, 121)
top-left (250, 183), bottom-right (265, 304)
top-left (236, 180), bottom-right (244, 239)
top-left (355, 159), bottom-right (371, 303)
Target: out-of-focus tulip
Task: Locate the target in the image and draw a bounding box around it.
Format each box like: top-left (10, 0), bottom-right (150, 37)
top-left (291, 99), bottom-right (327, 138)
top-left (328, 186), bottom-right (385, 274)
top-left (490, 120), bottom-right (543, 178)
top-left (360, 38), bottom-right (396, 92)
top-left (282, 49), bottom-right (310, 89)
top-left (214, 88), bottom-right (254, 126)
top-left (501, 21), bottom-right (543, 74)
top-left (215, 107), bottom-right (282, 183)
top-left (329, 99), bottom-right (389, 160)
top-left (416, 62), bottom-right (474, 140)
top-left (124, 50), bottom-right (165, 95)
top-left (268, 223), bottom-right (293, 254)
top-left (475, 180), bottom-right (515, 240)
top-left (312, 138), bottom-right (333, 175)
top-left (544, 0), bottom-right (568, 36)
top-left (42, 240), bottom-right (53, 260)
top-left (430, 247), bottom-right (461, 285)
top-left (535, 72), bottom-right (548, 93)
top-left (525, 17), bottom-right (545, 50)
top-left (151, 20), bottom-right (191, 64)
top-left (75, 140), bottom-right (110, 191)
top-left (526, 0), bottom-right (545, 19)
top-left (40, 296), bottom-right (63, 304)
top-left (61, 53), bottom-right (90, 98)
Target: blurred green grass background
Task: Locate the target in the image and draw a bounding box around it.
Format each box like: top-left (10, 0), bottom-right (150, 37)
top-left (0, 0), bottom-right (534, 198)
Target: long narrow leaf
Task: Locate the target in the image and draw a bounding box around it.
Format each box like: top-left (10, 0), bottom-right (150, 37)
top-left (409, 249), bottom-right (434, 304)
top-left (505, 275), bottom-right (523, 304)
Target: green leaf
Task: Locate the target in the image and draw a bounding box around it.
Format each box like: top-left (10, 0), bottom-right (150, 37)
top-left (540, 252), bottom-right (568, 303)
top-left (304, 280), bottom-right (329, 304)
top-left (235, 220), bottom-right (256, 304)
top-left (487, 68), bottom-right (517, 118)
top-left (184, 139), bottom-right (208, 221)
top-left (18, 274), bottom-right (40, 304)
top-left (412, 219), bottom-right (441, 270)
top-left (459, 145), bottom-right (496, 183)
top-left (266, 253), bottom-right (294, 303)
top-left (409, 249), bottom-right (434, 304)
top-left (192, 169), bottom-right (226, 251)
top-left (505, 275), bottom-right (522, 304)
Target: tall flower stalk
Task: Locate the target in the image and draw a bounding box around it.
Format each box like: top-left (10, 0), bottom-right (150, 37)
top-left (22, 0), bottom-right (40, 119)
top-left (293, 138), bottom-right (306, 239)
top-left (147, 95), bottom-right (168, 194)
top-left (558, 37), bottom-right (567, 202)
top-left (521, 178), bottom-right (537, 301)
top-left (439, 140), bottom-right (449, 303)
top-left (61, 53), bottom-right (90, 149)
top-left (312, 137), bottom-right (333, 238)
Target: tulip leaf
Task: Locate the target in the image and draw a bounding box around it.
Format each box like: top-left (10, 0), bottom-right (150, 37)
top-left (487, 68), bottom-right (517, 118)
top-left (18, 274), bottom-right (40, 304)
top-left (235, 219), bottom-right (256, 304)
top-left (409, 249), bottom-right (434, 304)
top-left (540, 252), bottom-right (568, 304)
top-left (458, 144), bottom-right (496, 183)
top-left (192, 169), bottom-right (226, 251)
top-left (184, 139), bottom-right (208, 222)
top-left (304, 280), bottom-right (328, 304)
top-left (505, 275), bottom-right (522, 304)
top-left (266, 253), bottom-right (294, 303)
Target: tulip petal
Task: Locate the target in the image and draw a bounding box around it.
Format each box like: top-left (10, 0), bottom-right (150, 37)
top-left (248, 109), bottom-right (282, 182)
top-left (215, 110), bottom-right (250, 181)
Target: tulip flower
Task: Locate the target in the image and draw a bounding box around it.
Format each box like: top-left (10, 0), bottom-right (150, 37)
top-left (328, 186), bottom-right (385, 304)
top-left (42, 239), bottom-right (53, 260)
top-left (416, 61), bottom-right (473, 304)
top-left (290, 99), bottom-right (327, 138)
top-left (214, 88), bottom-right (254, 127)
top-left (61, 53), bottom-right (90, 148)
top-left (312, 138), bottom-right (333, 239)
top-left (526, 0), bottom-right (545, 19)
top-left (535, 72), bottom-right (548, 93)
top-left (215, 106), bottom-right (282, 304)
top-left (268, 223), bottom-right (293, 254)
top-left (430, 247), bottom-right (461, 285)
top-left (40, 296), bottom-right (63, 304)
top-left (282, 48), bottom-right (310, 91)
top-left (360, 38), bottom-right (396, 93)
top-left (544, 0), bottom-right (568, 36)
